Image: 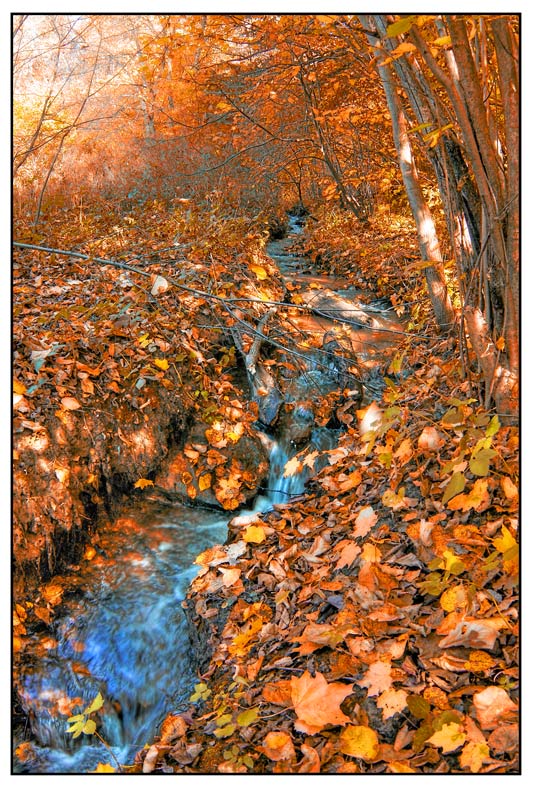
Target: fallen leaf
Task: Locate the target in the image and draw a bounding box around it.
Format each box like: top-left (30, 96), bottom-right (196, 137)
top-left (418, 426), bottom-right (444, 452)
top-left (151, 275), bottom-right (169, 295)
top-left (376, 689), bottom-right (408, 720)
top-left (438, 617), bottom-right (506, 650)
top-left (260, 731), bottom-right (296, 762)
top-left (487, 723), bottom-right (518, 754)
top-left (339, 725), bottom-right (379, 761)
top-left (427, 722), bottom-right (466, 753)
top-left (472, 687), bottom-right (517, 730)
top-left (290, 670), bottom-right (352, 734)
top-left (357, 660), bottom-right (392, 697)
top-left (61, 396), bottom-right (81, 410)
top-left (134, 478), bottom-right (154, 489)
top-left (459, 741), bottom-right (490, 773)
top-left (243, 524), bottom-right (267, 544)
top-left (352, 505), bottom-right (377, 538)
top-left (298, 742), bottom-right (321, 773)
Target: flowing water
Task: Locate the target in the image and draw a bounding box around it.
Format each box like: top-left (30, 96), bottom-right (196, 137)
top-left (13, 213), bottom-right (402, 774)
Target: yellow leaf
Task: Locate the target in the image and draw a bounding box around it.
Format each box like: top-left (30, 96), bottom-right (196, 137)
top-left (243, 524), bottom-right (266, 544)
top-left (339, 725), bottom-right (379, 761)
top-left (134, 478), bottom-right (154, 489)
top-left (459, 741), bottom-right (490, 773)
top-left (61, 396), bottom-right (81, 410)
top-left (427, 722), bottom-right (466, 753)
top-left (154, 358), bottom-right (169, 370)
top-left (493, 525), bottom-right (517, 554)
top-left (198, 473), bottom-right (212, 492)
top-left (92, 763), bottom-right (116, 773)
top-left (440, 585), bottom-right (469, 613)
top-left (495, 336), bottom-right (505, 351)
top-left (250, 265), bottom-right (268, 280)
top-left (13, 378), bottom-right (26, 395)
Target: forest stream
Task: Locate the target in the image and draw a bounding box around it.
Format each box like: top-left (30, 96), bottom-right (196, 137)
top-left (13, 215), bottom-right (404, 774)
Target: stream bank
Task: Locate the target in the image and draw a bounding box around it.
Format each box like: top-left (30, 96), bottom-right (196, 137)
top-left (13, 209), bottom-right (518, 775)
top-left (13, 212), bottom-right (405, 773)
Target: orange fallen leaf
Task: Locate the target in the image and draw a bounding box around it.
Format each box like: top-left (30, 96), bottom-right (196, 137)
top-left (298, 742), bottom-right (321, 773)
top-left (262, 680), bottom-right (293, 707)
top-left (357, 660), bottom-right (392, 697)
top-left (437, 617), bottom-right (506, 650)
top-left (352, 505), bottom-right (378, 539)
top-left (472, 687), bottom-right (517, 730)
top-left (290, 670), bottom-right (352, 734)
top-left (61, 396), bottom-right (81, 410)
top-left (260, 731), bottom-right (296, 762)
top-left (134, 478), bottom-right (154, 489)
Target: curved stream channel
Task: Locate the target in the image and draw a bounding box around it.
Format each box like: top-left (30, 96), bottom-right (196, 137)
top-left (13, 215), bottom-right (404, 773)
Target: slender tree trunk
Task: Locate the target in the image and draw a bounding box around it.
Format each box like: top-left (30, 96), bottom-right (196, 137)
top-left (361, 19), bottom-right (454, 329)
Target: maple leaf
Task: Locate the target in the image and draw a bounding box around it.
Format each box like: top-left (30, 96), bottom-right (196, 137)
top-left (339, 725), bottom-right (379, 761)
top-left (447, 479), bottom-right (490, 511)
top-left (357, 660), bottom-right (393, 697)
top-left (293, 622), bottom-right (350, 654)
top-left (427, 722), bottom-right (466, 753)
top-left (290, 670), bottom-right (352, 734)
top-left (459, 741), bottom-right (490, 773)
top-left (352, 505), bottom-right (377, 539)
top-left (376, 689), bottom-right (408, 720)
top-left (134, 478), bottom-right (154, 489)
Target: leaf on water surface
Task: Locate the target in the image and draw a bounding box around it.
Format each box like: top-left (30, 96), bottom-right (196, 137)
top-left (84, 692), bottom-right (104, 715)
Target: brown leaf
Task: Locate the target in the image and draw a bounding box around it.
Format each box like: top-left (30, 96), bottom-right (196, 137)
top-left (290, 670), bottom-right (352, 734)
top-left (487, 723), bottom-right (518, 754)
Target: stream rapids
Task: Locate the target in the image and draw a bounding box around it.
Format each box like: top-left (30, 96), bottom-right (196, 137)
top-left (13, 214), bottom-right (403, 774)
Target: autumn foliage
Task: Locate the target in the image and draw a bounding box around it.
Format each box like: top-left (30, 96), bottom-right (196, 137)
top-left (12, 12), bottom-right (518, 776)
